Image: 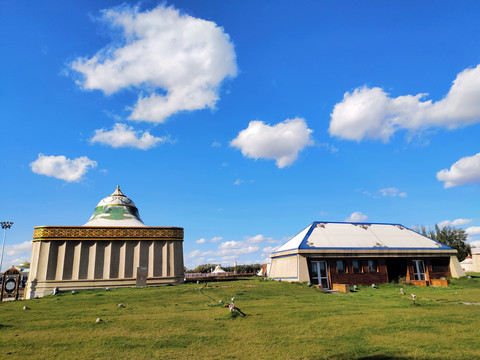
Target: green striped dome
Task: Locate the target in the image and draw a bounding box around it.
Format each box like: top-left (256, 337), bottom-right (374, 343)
top-left (84, 186), bottom-right (145, 227)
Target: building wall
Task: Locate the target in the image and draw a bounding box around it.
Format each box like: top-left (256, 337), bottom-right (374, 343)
top-left (330, 258), bottom-right (388, 285)
top-left (269, 254), bottom-right (299, 281)
top-left (405, 257), bottom-right (451, 283)
top-left (306, 258), bottom-right (388, 286)
top-left (26, 227), bottom-right (184, 298)
top-left (270, 253), bottom-right (460, 288)
top-left (472, 250), bottom-right (480, 272)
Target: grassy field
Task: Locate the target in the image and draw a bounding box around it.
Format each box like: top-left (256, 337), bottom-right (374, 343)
top-left (1, 276), bottom-right (480, 359)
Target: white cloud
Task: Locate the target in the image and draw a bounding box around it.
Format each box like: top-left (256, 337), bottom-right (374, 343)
top-left (196, 238), bottom-right (206, 244)
top-left (71, 4), bottom-right (237, 123)
top-left (211, 141), bottom-right (221, 148)
top-left (102, 110), bottom-right (122, 121)
top-left (466, 226), bottom-right (480, 236)
top-left (221, 255), bottom-right (237, 262)
top-left (261, 245), bottom-right (280, 257)
top-left (30, 154), bottom-right (97, 182)
top-left (5, 241), bottom-right (32, 257)
top-left (187, 249), bottom-right (215, 259)
top-left (318, 142), bottom-right (339, 153)
top-left (187, 249), bottom-right (201, 258)
top-left (437, 221), bottom-right (449, 228)
top-left (345, 211), bottom-right (368, 222)
top-left (245, 234), bottom-right (278, 244)
top-left (1, 241), bottom-right (32, 271)
top-left (185, 235), bottom-right (284, 269)
top-left (233, 179), bottom-right (243, 186)
top-left (329, 64), bottom-right (480, 141)
top-left (452, 219), bottom-right (472, 226)
top-left (438, 219), bottom-right (472, 228)
top-left (230, 118), bottom-right (314, 168)
top-left (379, 187), bottom-right (407, 198)
top-left (437, 152), bottom-right (480, 188)
top-left (218, 241), bottom-right (259, 256)
top-left (469, 240), bottom-right (480, 248)
top-left (91, 123), bottom-right (168, 150)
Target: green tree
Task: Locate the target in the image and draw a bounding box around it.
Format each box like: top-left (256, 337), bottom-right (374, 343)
top-left (186, 263), bottom-right (263, 274)
top-left (415, 225), bottom-right (470, 261)
top-left (189, 264), bottom-right (217, 273)
top-left (433, 225), bottom-right (470, 261)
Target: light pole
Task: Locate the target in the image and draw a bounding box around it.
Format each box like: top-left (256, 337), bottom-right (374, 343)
top-left (0, 222), bottom-right (14, 273)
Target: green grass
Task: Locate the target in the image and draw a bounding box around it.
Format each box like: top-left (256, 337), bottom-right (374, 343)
top-left (1, 276), bottom-right (480, 359)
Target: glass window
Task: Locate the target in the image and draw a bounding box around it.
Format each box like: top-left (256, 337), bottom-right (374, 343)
top-left (352, 260), bottom-right (360, 273)
top-left (311, 261), bottom-right (319, 278)
top-left (368, 260), bottom-right (377, 273)
top-left (336, 260), bottom-right (346, 274)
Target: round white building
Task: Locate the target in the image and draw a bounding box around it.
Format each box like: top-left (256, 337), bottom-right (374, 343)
top-left (25, 186), bottom-right (184, 298)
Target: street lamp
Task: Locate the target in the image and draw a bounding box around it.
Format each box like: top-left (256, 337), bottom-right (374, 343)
top-left (0, 222), bottom-right (14, 273)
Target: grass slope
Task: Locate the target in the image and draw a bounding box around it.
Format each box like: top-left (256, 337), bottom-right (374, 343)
top-left (1, 276), bottom-right (480, 359)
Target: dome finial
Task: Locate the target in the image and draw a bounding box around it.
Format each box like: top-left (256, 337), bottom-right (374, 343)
top-left (111, 185), bottom-right (125, 197)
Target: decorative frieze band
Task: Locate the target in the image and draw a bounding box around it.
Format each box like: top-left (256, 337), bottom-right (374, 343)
top-left (33, 226), bottom-right (184, 241)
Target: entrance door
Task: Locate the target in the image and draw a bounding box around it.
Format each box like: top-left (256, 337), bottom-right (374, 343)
top-left (386, 258), bottom-right (407, 283)
top-left (412, 260), bottom-right (426, 281)
top-left (311, 261), bottom-right (330, 289)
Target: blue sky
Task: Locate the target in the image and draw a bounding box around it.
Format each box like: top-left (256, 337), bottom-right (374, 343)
top-left (1, 1), bottom-right (480, 270)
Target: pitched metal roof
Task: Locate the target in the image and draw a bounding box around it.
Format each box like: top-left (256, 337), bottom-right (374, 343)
top-left (273, 222), bottom-right (453, 253)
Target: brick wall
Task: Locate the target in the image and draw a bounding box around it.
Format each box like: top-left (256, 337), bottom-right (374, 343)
top-left (307, 256), bottom-right (451, 288)
top-left (329, 259), bottom-right (388, 285)
top-left (307, 258), bottom-right (388, 287)
top-left (406, 257), bottom-right (450, 282)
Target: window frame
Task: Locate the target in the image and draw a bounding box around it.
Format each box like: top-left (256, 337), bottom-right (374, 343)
top-left (311, 260), bottom-right (330, 289)
top-left (352, 260), bottom-right (361, 274)
top-left (412, 259), bottom-right (426, 281)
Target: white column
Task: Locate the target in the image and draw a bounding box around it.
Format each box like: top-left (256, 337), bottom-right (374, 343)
top-left (133, 241), bottom-right (140, 278)
top-left (36, 242), bottom-right (51, 281)
top-left (55, 242), bottom-right (66, 280)
top-left (71, 242), bottom-right (82, 280)
top-left (103, 242), bottom-right (112, 280)
top-left (118, 241), bottom-right (126, 279)
top-left (87, 242), bottom-right (97, 279)
top-left (163, 241), bottom-right (169, 277)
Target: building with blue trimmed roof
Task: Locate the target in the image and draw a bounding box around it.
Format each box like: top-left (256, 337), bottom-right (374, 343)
top-left (269, 222), bottom-right (465, 288)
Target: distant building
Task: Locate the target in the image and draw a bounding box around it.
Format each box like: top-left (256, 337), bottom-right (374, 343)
top-left (16, 261), bottom-right (30, 287)
top-left (211, 265), bottom-right (226, 275)
top-left (460, 256), bottom-right (474, 272)
top-left (461, 248), bottom-right (480, 273)
top-left (25, 186), bottom-right (184, 299)
top-left (269, 222), bottom-right (465, 288)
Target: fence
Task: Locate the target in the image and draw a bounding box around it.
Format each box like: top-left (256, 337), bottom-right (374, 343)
top-left (184, 272), bottom-right (256, 281)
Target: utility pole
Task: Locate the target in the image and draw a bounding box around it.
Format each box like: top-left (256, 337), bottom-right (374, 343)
top-left (0, 222), bottom-right (14, 273)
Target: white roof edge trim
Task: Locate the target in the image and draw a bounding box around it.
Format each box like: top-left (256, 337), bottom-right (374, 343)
top-left (274, 224), bottom-right (312, 253)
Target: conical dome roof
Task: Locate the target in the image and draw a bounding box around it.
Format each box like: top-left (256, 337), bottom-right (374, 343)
top-left (84, 186), bottom-right (145, 227)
